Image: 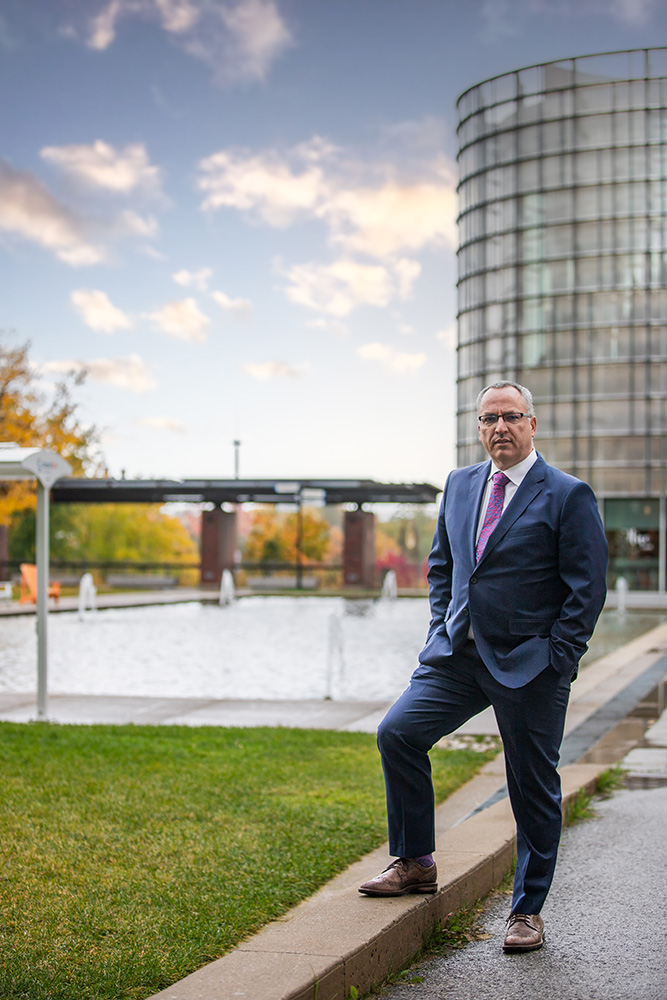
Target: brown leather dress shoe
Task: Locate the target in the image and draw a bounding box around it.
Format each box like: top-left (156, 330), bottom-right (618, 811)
top-left (503, 913), bottom-right (545, 952)
top-left (358, 858), bottom-right (438, 896)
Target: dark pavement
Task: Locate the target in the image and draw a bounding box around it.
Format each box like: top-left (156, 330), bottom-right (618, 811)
top-left (378, 783), bottom-right (667, 1000)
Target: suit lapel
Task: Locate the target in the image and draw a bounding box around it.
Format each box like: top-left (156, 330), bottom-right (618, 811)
top-left (469, 461), bottom-right (491, 563)
top-left (476, 455), bottom-right (546, 564)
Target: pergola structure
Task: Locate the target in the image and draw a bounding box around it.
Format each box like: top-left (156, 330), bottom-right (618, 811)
top-left (51, 477), bottom-right (441, 587)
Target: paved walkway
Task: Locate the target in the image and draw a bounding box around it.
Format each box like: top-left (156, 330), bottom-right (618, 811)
top-left (0, 690), bottom-right (391, 731)
top-left (379, 783), bottom-right (667, 1000)
top-left (0, 587), bottom-right (219, 616)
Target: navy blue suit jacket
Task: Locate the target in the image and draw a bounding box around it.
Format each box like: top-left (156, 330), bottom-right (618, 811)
top-left (419, 453), bottom-right (608, 689)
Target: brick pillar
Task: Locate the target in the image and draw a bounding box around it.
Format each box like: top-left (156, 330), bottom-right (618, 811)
top-left (343, 509), bottom-right (376, 588)
top-left (200, 508), bottom-right (237, 588)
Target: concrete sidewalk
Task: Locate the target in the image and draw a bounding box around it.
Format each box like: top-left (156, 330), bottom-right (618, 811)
top-left (0, 587), bottom-right (220, 616)
top-left (377, 783), bottom-right (667, 1000)
top-left (144, 623), bottom-right (667, 1000)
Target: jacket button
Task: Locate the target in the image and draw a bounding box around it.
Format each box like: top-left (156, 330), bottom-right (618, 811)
top-left (470, 576), bottom-right (477, 584)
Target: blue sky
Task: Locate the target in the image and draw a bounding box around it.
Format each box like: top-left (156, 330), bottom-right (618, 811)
top-left (1, 0), bottom-right (665, 487)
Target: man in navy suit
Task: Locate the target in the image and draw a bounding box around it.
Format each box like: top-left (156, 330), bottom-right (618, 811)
top-left (359, 380), bottom-right (607, 952)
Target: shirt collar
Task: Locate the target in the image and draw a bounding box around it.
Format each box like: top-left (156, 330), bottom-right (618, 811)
top-left (489, 448), bottom-right (537, 487)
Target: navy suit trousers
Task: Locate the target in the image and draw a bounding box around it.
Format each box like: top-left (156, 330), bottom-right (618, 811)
top-left (377, 640), bottom-right (571, 914)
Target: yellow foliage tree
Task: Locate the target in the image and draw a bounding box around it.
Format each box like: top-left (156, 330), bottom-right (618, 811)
top-left (243, 507), bottom-right (331, 564)
top-left (10, 503), bottom-right (200, 584)
top-left (0, 338), bottom-right (100, 525)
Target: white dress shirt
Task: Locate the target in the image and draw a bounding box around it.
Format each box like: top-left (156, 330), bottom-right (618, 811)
top-left (468, 448), bottom-right (537, 639)
top-left (474, 448), bottom-right (538, 545)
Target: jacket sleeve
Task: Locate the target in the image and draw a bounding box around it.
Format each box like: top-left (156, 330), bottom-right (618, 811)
top-left (550, 480), bottom-right (608, 678)
top-left (424, 478), bottom-right (454, 640)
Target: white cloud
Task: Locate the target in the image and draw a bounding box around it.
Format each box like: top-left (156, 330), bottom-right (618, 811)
top-left (609, 0), bottom-right (655, 22)
top-left (80, 0), bottom-right (291, 83)
top-left (243, 361), bottom-right (310, 380)
top-left (357, 342), bottom-right (426, 373)
top-left (173, 267), bottom-right (212, 290)
top-left (146, 297), bottom-right (210, 341)
top-left (198, 149), bottom-right (326, 225)
top-left (86, 0), bottom-right (124, 49)
top-left (211, 289), bottom-right (252, 321)
top-left (154, 0), bottom-right (200, 33)
top-left (71, 289), bottom-right (132, 333)
top-left (85, 0), bottom-right (200, 50)
top-left (283, 259), bottom-right (393, 317)
top-left (282, 257), bottom-right (420, 318)
top-left (306, 317), bottom-right (348, 337)
top-left (379, 116), bottom-right (449, 158)
top-left (41, 141), bottom-right (162, 195)
top-left (197, 139), bottom-right (457, 258)
top-left (393, 259), bottom-right (422, 299)
top-left (0, 160), bottom-right (104, 266)
top-left (43, 354), bottom-right (156, 392)
top-left (218, 0), bottom-right (292, 81)
top-left (325, 175), bottom-right (457, 257)
top-left (139, 415), bottom-right (186, 433)
top-left (120, 210), bottom-right (159, 238)
top-left (480, 0), bottom-right (656, 41)
top-left (142, 245), bottom-right (166, 260)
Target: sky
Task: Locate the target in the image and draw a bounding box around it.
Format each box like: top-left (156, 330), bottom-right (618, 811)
top-left (1, 0), bottom-right (666, 489)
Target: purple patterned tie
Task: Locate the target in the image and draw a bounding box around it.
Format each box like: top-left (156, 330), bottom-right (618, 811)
top-left (475, 471), bottom-right (509, 562)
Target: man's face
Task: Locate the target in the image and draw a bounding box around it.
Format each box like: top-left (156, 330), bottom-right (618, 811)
top-left (477, 386), bottom-right (537, 470)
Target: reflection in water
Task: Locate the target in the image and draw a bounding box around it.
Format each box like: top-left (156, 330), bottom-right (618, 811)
top-left (0, 600), bottom-right (663, 703)
top-left (343, 599), bottom-right (374, 618)
top-left (579, 609), bottom-right (667, 670)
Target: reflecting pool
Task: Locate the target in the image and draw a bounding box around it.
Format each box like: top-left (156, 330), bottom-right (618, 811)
top-left (0, 598), bottom-right (663, 703)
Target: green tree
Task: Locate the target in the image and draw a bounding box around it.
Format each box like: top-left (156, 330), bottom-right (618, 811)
top-left (10, 504), bottom-right (199, 577)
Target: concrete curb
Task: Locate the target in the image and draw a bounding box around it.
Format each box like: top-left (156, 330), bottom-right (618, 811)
top-left (149, 763), bottom-right (605, 1000)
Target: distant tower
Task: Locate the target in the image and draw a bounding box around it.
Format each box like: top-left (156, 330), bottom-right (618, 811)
top-left (456, 48), bottom-right (667, 593)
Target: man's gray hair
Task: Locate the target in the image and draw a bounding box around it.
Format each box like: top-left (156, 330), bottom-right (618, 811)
top-left (476, 380), bottom-right (535, 416)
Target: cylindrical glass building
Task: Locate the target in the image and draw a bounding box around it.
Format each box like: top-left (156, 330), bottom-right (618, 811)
top-left (456, 48), bottom-right (667, 592)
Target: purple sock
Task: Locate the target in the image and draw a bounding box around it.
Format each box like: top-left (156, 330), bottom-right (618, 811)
top-left (414, 854), bottom-right (434, 867)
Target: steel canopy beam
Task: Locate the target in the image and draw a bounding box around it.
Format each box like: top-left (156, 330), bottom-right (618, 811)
top-left (51, 477), bottom-right (441, 506)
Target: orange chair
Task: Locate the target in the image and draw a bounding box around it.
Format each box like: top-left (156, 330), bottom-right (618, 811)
top-left (19, 563), bottom-right (60, 604)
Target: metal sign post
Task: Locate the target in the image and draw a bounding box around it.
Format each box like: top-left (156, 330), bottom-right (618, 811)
top-left (35, 479), bottom-right (49, 719)
top-left (0, 445), bottom-right (72, 720)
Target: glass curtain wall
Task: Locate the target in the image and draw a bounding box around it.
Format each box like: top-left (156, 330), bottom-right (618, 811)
top-left (456, 49), bottom-right (667, 590)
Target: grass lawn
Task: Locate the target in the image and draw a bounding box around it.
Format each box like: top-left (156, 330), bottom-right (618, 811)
top-left (0, 723), bottom-right (498, 1000)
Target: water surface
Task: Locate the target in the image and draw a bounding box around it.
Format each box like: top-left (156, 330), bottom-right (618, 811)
top-left (0, 599), bottom-right (663, 703)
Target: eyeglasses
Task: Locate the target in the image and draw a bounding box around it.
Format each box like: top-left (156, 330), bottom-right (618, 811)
top-left (477, 412), bottom-right (531, 427)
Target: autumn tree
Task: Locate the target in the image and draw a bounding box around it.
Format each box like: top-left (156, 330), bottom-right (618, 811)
top-left (378, 508), bottom-right (438, 564)
top-left (243, 507), bottom-right (331, 564)
top-left (0, 337), bottom-right (101, 525)
top-left (375, 508), bottom-right (438, 588)
top-left (1, 337), bottom-right (198, 579)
